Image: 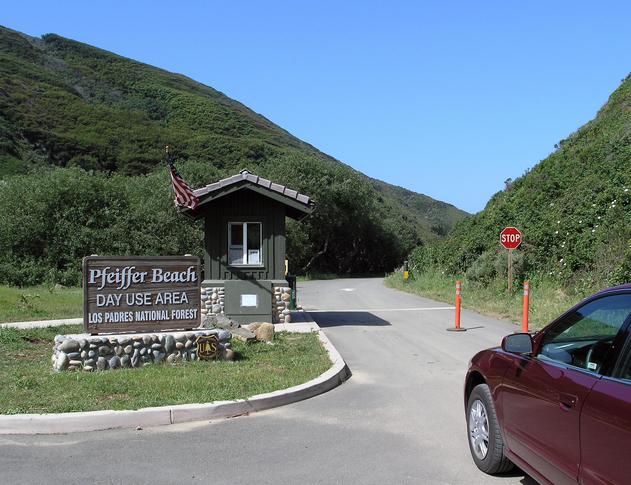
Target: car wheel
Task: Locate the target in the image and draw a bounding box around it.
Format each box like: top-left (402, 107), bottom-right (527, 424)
top-left (467, 384), bottom-right (514, 474)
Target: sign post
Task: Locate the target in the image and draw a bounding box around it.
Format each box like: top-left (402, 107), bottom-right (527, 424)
top-left (522, 281), bottom-right (530, 333)
top-left (500, 227), bottom-right (522, 292)
top-left (508, 249), bottom-right (513, 292)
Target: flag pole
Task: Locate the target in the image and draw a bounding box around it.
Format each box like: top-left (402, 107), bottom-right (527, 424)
top-left (165, 145), bottom-right (173, 166)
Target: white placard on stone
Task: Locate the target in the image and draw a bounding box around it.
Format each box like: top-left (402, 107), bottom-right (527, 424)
top-left (241, 294), bottom-right (258, 307)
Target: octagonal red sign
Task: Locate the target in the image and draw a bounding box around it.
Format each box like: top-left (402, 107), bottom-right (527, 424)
top-left (500, 227), bottom-right (522, 250)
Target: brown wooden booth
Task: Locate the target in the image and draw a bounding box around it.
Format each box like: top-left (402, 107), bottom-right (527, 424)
top-left (181, 170), bottom-right (314, 324)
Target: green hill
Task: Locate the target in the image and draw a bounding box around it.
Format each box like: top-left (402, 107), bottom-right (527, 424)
top-left (371, 178), bottom-right (466, 236)
top-left (410, 73), bottom-right (631, 288)
top-left (0, 26), bottom-right (467, 285)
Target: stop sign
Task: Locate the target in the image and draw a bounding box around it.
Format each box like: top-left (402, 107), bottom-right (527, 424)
top-left (500, 227), bottom-right (522, 250)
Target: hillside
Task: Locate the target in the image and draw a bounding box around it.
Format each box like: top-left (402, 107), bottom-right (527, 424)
top-left (371, 178), bottom-right (467, 236)
top-left (0, 26), bottom-right (467, 285)
top-left (411, 73), bottom-right (631, 288)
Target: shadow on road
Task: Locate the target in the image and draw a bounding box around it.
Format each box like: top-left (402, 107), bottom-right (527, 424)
top-left (308, 311), bottom-right (391, 327)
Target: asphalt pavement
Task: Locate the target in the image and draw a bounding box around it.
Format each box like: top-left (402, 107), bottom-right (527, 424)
top-left (0, 278), bottom-right (536, 484)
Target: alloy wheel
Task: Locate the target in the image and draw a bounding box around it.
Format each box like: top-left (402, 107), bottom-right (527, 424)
top-left (469, 399), bottom-right (490, 460)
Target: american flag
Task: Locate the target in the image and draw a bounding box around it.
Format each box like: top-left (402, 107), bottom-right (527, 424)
top-left (167, 153), bottom-right (199, 211)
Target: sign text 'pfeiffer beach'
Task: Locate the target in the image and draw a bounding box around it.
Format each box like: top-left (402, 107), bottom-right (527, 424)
top-left (83, 256), bottom-right (201, 334)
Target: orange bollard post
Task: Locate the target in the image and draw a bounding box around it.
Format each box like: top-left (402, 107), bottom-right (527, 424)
top-left (447, 280), bottom-right (466, 332)
top-left (522, 281), bottom-right (530, 333)
top-left (455, 282), bottom-right (462, 328)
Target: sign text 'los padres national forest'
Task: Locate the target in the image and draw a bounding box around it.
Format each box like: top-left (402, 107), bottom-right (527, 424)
top-left (83, 256), bottom-right (201, 334)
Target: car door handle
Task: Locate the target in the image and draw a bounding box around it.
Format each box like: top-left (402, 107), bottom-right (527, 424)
top-left (559, 392), bottom-right (578, 409)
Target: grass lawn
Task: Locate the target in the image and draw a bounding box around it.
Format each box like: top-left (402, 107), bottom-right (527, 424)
top-left (0, 325), bottom-right (331, 414)
top-left (385, 271), bottom-right (589, 330)
top-left (0, 285), bottom-right (83, 322)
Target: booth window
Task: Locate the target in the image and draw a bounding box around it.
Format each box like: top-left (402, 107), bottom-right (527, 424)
top-left (228, 222), bottom-right (262, 265)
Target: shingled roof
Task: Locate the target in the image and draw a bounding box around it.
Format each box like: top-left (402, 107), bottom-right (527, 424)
top-left (183, 169), bottom-right (315, 220)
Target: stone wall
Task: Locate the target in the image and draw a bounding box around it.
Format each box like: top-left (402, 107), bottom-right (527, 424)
top-left (200, 286), bottom-right (225, 317)
top-left (201, 284), bottom-right (292, 324)
top-left (273, 286), bottom-right (292, 324)
top-left (52, 329), bottom-right (232, 372)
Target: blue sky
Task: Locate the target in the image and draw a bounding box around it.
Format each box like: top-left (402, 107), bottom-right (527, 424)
top-left (3, 1), bottom-right (630, 212)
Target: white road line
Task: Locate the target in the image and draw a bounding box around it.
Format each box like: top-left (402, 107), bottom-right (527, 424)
top-left (306, 307), bottom-right (454, 312)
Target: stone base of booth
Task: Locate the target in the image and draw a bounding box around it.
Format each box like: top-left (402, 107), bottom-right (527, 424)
top-left (52, 329), bottom-right (232, 372)
top-left (273, 286), bottom-right (292, 324)
top-left (200, 286), bottom-right (225, 316)
top-left (200, 283), bottom-right (292, 324)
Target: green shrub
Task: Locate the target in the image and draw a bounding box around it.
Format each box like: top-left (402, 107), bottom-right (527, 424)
top-left (0, 161), bottom-right (423, 285)
top-left (466, 251), bottom-right (497, 283)
top-left (608, 239), bottom-right (631, 285)
top-left (0, 166), bottom-right (203, 286)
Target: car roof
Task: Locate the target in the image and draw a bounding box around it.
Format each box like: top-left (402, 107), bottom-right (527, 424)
top-left (593, 283), bottom-right (631, 297)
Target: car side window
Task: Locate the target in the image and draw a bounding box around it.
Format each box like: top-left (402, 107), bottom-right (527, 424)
top-left (617, 350), bottom-right (631, 382)
top-left (538, 294), bottom-right (631, 374)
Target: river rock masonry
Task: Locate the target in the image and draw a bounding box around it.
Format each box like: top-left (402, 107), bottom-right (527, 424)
top-left (52, 329), bottom-right (233, 372)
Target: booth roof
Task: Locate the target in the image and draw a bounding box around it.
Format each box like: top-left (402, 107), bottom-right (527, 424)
top-left (184, 169), bottom-right (315, 219)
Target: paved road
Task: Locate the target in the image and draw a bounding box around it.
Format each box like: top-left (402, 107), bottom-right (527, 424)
top-left (0, 278), bottom-right (535, 484)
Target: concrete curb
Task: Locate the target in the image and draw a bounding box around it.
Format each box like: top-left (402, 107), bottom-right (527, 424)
top-left (0, 317), bottom-right (83, 329)
top-left (0, 316), bottom-right (348, 435)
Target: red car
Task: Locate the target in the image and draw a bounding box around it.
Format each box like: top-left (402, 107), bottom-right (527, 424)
top-left (464, 284), bottom-right (631, 484)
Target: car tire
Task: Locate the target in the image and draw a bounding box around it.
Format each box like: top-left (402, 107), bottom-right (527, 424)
top-left (467, 383), bottom-right (514, 474)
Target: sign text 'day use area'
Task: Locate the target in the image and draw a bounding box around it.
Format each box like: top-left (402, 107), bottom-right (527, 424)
top-left (83, 256), bottom-right (201, 334)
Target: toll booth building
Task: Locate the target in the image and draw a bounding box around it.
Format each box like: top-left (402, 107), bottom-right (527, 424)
top-left (181, 170), bottom-right (315, 324)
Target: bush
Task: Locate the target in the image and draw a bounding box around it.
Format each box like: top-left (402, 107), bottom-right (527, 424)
top-left (608, 239), bottom-right (631, 285)
top-left (0, 166), bottom-right (203, 286)
top-left (466, 251), bottom-right (497, 283)
top-left (0, 162), bottom-right (420, 286)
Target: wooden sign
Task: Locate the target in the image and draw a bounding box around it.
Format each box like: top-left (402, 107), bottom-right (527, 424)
top-left (196, 334), bottom-right (219, 360)
top-left (83, 255), bottom-right (201, 334)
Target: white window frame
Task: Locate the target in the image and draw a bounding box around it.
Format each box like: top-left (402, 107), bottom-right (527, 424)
top-left (228, 222), bottom-right (262, 266)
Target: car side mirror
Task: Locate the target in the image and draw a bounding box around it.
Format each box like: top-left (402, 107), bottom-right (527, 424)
top-left (502, 333), bottom-right (533, 354)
